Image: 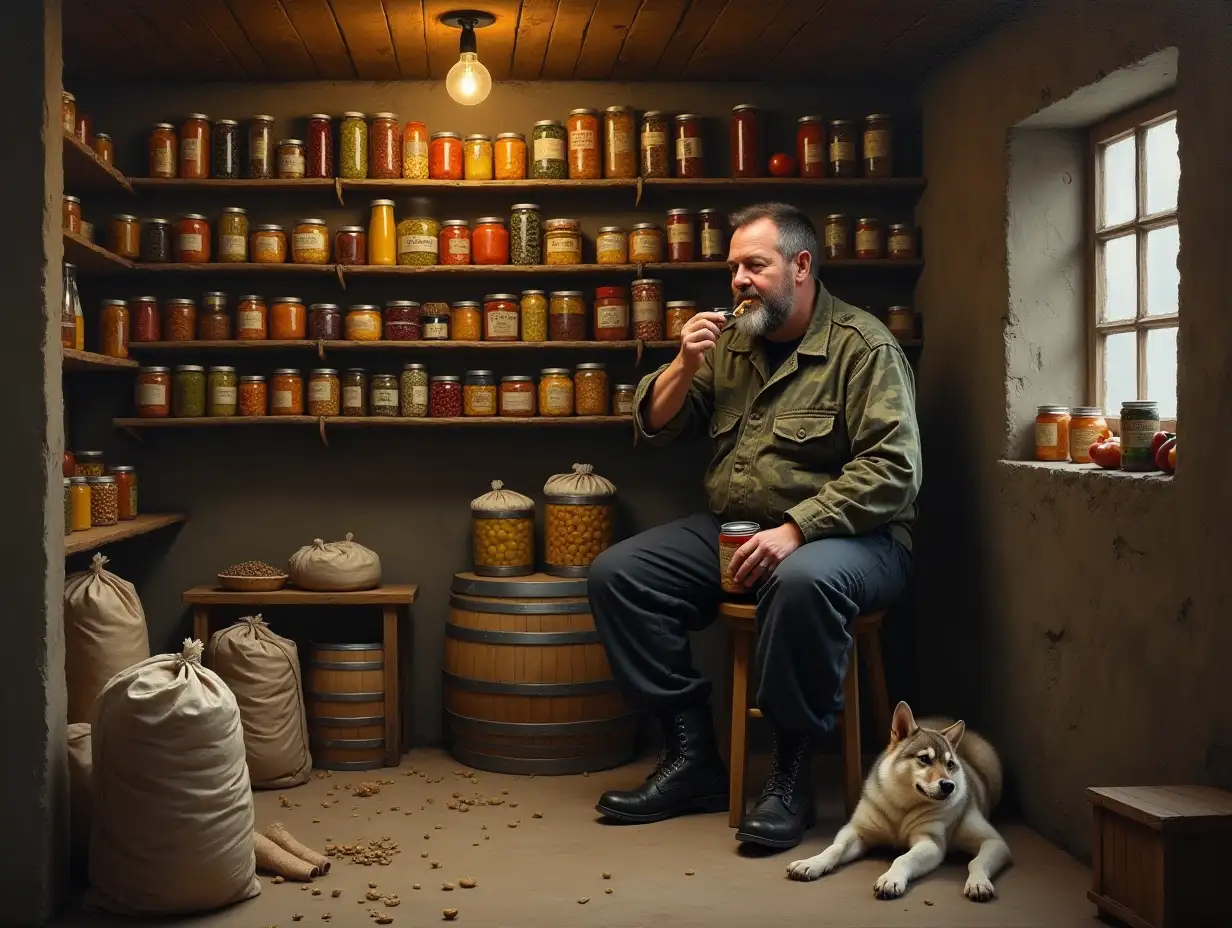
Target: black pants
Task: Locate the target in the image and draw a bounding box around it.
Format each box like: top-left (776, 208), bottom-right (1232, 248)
top-left (587, 513), bottom-right (911, 736)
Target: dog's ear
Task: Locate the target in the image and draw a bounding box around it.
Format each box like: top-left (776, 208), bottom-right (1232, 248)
top-left (939, 719), bottom-right (966, 748)
top-left (890, 701), bottom-right (917, 743)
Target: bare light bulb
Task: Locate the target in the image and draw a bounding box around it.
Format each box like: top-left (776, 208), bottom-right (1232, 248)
top-left (446, 52), bottom-right (491, 106)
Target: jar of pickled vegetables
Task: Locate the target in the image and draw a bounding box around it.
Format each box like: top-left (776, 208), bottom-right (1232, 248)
top-left (173, 365), bottom-right (207, 418)
top-left (542, 463), bottom-right (617, 576)
top-left (473, 217), bottom-right (509, 265)
top-left (510, 203), bottom-right (542, 265)
top-left (594, 286), bottom-right (629, 341)
top-left (108, 466), bottom-right (138, 521)
top-left (218, 207), bottom-right (249, 262)
top-left (99, 300), bottom-right (129, 358)
top-left (339, 112), bottom-right (368, 179)
top-left (403, 120), bottom-right (429, 178)
top-left (494, 132), bottom-right (526, 179)
top-left (471, 480), bottom-right (536, 576)
top-left (575, 363), bottom-right (609, 416)
top-left (308, 368), bottom-right (340, 417)
top-left (345, 304), bottom-right (382, 341)
top-left (252, 224), bottom-right (287, 263)
top-left (544, 218), bottom-right (582, 266)
top-left (500, 376), bottom-right (536, 417)
top-left (666, 300), bottom-right (697, 339)
top-left (596, 227), bottom-right (627, 264)
top-left (531, 120), bottom-right (567, 179)
top-left (237, 295), bottom-right (268, 340)
top-left (292, 218), bottom-right (330, 264)
top-left (464, 370), bottom-right (498, 417)
top-left (369, 113), bottom-right (400, 179)
top-left (629, 223), bottom-right (664, 263)
top-left (336, 226), bottom-right (366, 265)
top-left (567, 109), bottom-right (600, 179)
top-left (464, 133), bottom-right (494, 180)
top-left (440, 219), bottom-right (471, 265)
top-left (549, 291), bottom-right (586, 341)
top-left (271, 297), bottom-right (307, 340)
top-left (239, 375), bottom-right (267, 416)
top-left (198, 292), bottom-right (230, 340)
top-left (539, 368), bottom-right (574, 417)
top-left (164, 298), bottom-right (197, 342)
top-left (271, 369), bottom-right (305, 416)
top-left (429, 131), bottom-right (463, 180)
top-left (208, 366), bottom-right (238, 416)
top-left (520, 290), bottom-right (548, 342)
top-left (397, 215), bottom-right (439, 266)
top-left (343, 369), bottom-right (368, 416)
top-left (451, 301), bottom-right (482, 341)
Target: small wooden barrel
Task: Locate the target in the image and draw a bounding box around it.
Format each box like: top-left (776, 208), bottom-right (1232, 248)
top-left (306, 642), bottom-right (385, 771)
top-left (444, 572), bottom-right (638, 775)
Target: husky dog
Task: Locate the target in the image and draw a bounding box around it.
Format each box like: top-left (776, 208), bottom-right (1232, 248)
top-left (786, 701), bottom-right (1011, 902)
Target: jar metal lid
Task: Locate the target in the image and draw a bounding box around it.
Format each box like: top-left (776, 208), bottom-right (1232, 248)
top-left (605, 105), bottom-right (632, 113)
top-left (855, 217), bottom-right (881, 224)
top-left (830, 118), bottom-right (856, 126)
top-left (101, 298), bottom-right (127, 307)
top-left (887, 304), bottom-right (912, 312)
top-left (312, 368), bottom-right (339, 376)
top-left (632, 222), bottom-right (661, 231)
top-left (164, 298), bottom-right (195, 306)
top-left (720, 520), bottom-right (760, 536)
top-left (453, 301), bottom-right (481, 309)
top-left (386, 300), bottom-right (421, 307)
top-left (221, 207), bottom-right (248, 215)
top-left (144, 218), bottom-right (172, 224)
top-left (253, 114), bottom-right (276, 121)
top-left (372, 112), bottom-right (398, 119)
top-left (1071, 406), bottom-right (1103, 417)
top-left (70, 476), bottom-right (90, 485)
top-left (137, 367), bottom-right (170, 374)
top-left (476, 216), bottom-right (506, 225)
top-left (338, 225), bottom-right (366, 233)
top-left (1122, 401), bottom-right (1158, 409)
top-left (511, 203), bottom-right (541, 211)
top-left (643, 110), bottom-right (665, 118)
top-left (296, 218), bottom-right (327, 225)
top-left (666, 208), bottom-right (692, 217)
top-left (174, 365), bottom-right (205, 372)
top-left (466, 369), bottom-right (496, 377)
top-left (215, 119), bottom-right (238, 127)
top-left (502, 375), bottom-right (533, 382)
top-left (484, 293), bottom-right (518, 302)
top-left (64, 195), bottom-right (81, 204)
top-left (865, 113), bottom-right (893, 121)
top-left (496, 132), bottom-right (525, 140)
top-left (465, 133), bottom-right (492, 141)
top-left (86, 475), bottom-right (116, 484)
top-left (310, 303), bottom-right (341, 311)
top-left (181, 213), bottom-right (209, 221)
top-left (186, 113), bottom-right (210, 120)
top-left (1036, 405), bottom-right (1070, 414)
top-left (271, 297), bottom-right (304, 304)
top-left (208, 366), bottom-right (237, 373)
top-left (239, 294), bottom-right (264, 302)
top-left (432, 375), bottom-right (462, 382)
top-left (272, 368), bottom-right (302, 375)
top-left (551, 290), bottom-right (583, 297)
top-left (107, 466), bottom-right (135, 473)
top-left (533, 119), bottom-right (562, 127)
top-left (888, 222), bottom-right (912, 232)
top-left (240, 375), bottom-right (266, 382)
top-left (403, 363), bottom-right (426, 371)
top-left (371, 373), bottom-right (398, 381)
top-left (75, 450), bottom-right (105, 458)
top-left (698, 208), bottom-right (720, 216)
top-left (254, 223), bottom-right (285, 232)
top-left (203, 290), bottom-right (228, 299)
top-left (309, 113), bottom-right (332, 120)
top-left (732, 103), bottom-right (759, 112)
top-left (541, 367), bottom-right (571, 375)
top-left (798, 114), bottom-right (824, 124)
top-left (131, 296), bottom-right (158, 301)
top-left (544, 218), bottom-right (580, 229)
top-left (597, 226), bottom-right (624, 234)
top-left (632, 278), bottom-right (663, 286)
top-left (576, 362), bottom-right (606, 370)
top-left (370, 198), bottom-right (396, 206)
top-left (348, 304), bottom-right (380, 311)
top-left (521, 289), bottom-right (545, 296)
top-left (341, 111), bottom-right (365, 118)
top-left (442, 219), bottom-right (470, 227)
top-left (666, 300), bottom-right (697, 307)
top-left (825, 213), bottom-right (848, 221)
top-left (431, 131), bottom-right (461, 139)
top-left (112, 213), bottom-right (138, 221)
top-left (614, 384), bottom-right (636, 391)
top-left (675, 113), bottom-right (701, 121)
top-left (153, 122), bottom-right (175, 130)
top-left (569, 108), bottom-right (598, 117)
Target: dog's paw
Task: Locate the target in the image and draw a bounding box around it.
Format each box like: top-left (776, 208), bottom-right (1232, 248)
top-left (786, 852), bottom-right (837, 882)
top-left (964, 873), bottom-right (996, 902)
top-left (873, 869), bottom-right (907, 899)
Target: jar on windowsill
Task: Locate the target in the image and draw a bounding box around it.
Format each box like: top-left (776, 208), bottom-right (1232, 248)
top-left (164, 298), bottom-right (197, 342)
top-left (575, 363), bottom-right (609, 416)
top-left (674, 114), bottom-right (704, 178)
top-left (829, 119), bottom-right (858, 178)
top-left (699, 209), bottom-right (724, 261)
top-left (252, 224), bottom-right (288, 264)
top-left (309, 303), bottom-right (342, 340)
top-left (136, 366), bottom-right (171, 418)
top-left (429, 131), bottom-right (463, 180)
top-left (343, 369), bottom-right (368, 416)
top-left (854, 218), bottom-right (885, 259)
top-left (248, 114), bottom-right (275, 179)
top-left (1069, 408), bottom-right (1110, 465)
top-left (464, 133), bottom-right (494, 180)
top-left (99, 299), bottom-right (129, 358)
top-left (494, 132), bottom-right (527, 180)
top-left (863, 114), bottom-right (894, 178)
top-left (307, 114), bottom-right (333, 178)
top-left (345, 304), bottom-right (382, 341)
top-left (500, 376), bottom-right (535, 417)
top-left (293, 218), bottom-right (330, 264)
top-left (543, 463), bottom-right (617, 576)
top-left (544, 218), bottom-right (582, 266)
top-left (1034, 406), bottom-right (1072, 462)
top-left (596, 226), bottom-right (627, 265)
top-left (451, 301), bottom-right (482, 341)
top-left (109, 214), bottom-right (140, 260)
top-left (798, 115), bottom-right (825, 178)
top-left (1120, 401), bottom-right (1160, 471)
top-left (483, 294), bottom-right (519, 342)
top-left (400, 364), bottom-right (428, 417)
top-left (308, 368), bottom-right (340, 417)
top-left (531, 120), bottom-right (567, 179)
top-left (369, 113), bottom-right (400, 179)
top-left (218, 207), bottom-right (249, 263)
top-left (594, 286), bottom-right (629, 341)
top-left (510, 203), bottom-right (542, 265)
top-left (631, 278), bottom-right (663, 341)
top-left (824, 214), bottom-right (851, 260)
top-left (172, 365), bottom-right (206, 418)
top-left (212, 120), bottom-right (238, 178)
top-left (87, 476), bottom-right (119, 527)
top-left (422, 313), bottom-right (450, 341)
top-left (141, 218), bottom-right (172, 263)
top-left (271, 369), bottom-right (305, 416)
top-left (198, 292), bottom-right (231, 340)
top-left (271, 297), bottom-right (307, 340)
top-left (549, 291), bottom-right (587, 341)
top-left (613, 384), bottom-right (635, 417)
top-left (430, 375), bottom-right (462, 417)
top-left (666, 301), bottom-right (697, 340)
top-left (149, 122), bottom-right (177, 178)
top-left (464, 370), bottom-right (498, 417)
top-left (239, 375), bottom-right (267, 417)
top-left (339, 112), bottom-right (368, 179)
top-left (604, 105), bottom-right (636, 179)
top-left (629, 223), bottom-right (664, 263)
top-left (471, 480), bottom-right (536, 576)
top-left (539, 368), bottom-right (574, 417)
top-left (666, 209), bottom-right (694, 263)
top-left (887, 223), bottom-right (917, 260)
top-left (440, 219), bottom-right (471, 265)
top-left (208, 366), bottom-right (238, 417)
top-left (520, 290), bottom-right (548, 342)
top-left (336, 226), bottom-right (367, 265)
top-left (237, 295), bottom-right (268, 340)
top-left (131, 296), bottom-right (160, 342)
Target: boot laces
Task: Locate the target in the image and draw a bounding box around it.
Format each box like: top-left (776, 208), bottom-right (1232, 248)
top-left (763, 733), bottom-right (807, 798)
top-left (651, 716), bottom-right (691, 783)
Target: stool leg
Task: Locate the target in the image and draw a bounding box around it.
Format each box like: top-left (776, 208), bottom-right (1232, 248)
top-left (382, 604), bottom-right (399, 767)
top-left (728, 630), bottom-right (751, 828)
top-left (861, 629), bottom-right (891, 745)
top-left (842, 642), bottom-right (863, 817)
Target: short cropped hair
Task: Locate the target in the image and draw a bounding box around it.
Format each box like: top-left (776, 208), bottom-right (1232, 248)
top-left (728, 202), bottom-right (819, 279)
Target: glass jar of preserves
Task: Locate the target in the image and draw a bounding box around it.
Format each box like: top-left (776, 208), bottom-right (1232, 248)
top-left (369, 199), bottom-right (396, 266)
top-left (108, 466), bottom-right (138, 521)
top-left (198, 292), bottom-right (230, 340)
top-left (1034, 406), bottom-right (1072, 463)
top-left (500, 376), bottom-right (535, 417)
top-left (567, 109), bottom-right (600, 179)
top-left (613, 384), bottom-right (635, 416)
top-left (1069, 407), bottom-right (1111, 464)
top-left (62, 91), bottom-right (75, 134)
top-left (855, 217), bottom-right (885, 259)
top-left (308, 368), bottom-right (340, 417)
top-left (1120, 401), bottom-right (1160, 471)
top-left (237, 295), bottom-right (268, 340)
top-left (494, 132), bottom-right (526, 179)
top-left (887, 305), bottom-right (914, 342)
top-left (829, 119), bottom-right (858, 178)
top-left (271, 369), bottom-right (305, 416)
top-left (674, 114), bottom-right (704, 178)
top-left (74, 451), bottom-right (106, 478)
top-left (397, 214), bottom-right (440, 266)
top-left (140, 218), bottom-right (172, 263)
top-left (69, 477), bottom-right (91, 532)
top-left (307, 114), bottom-right (333, 178)
top-left (473, 217), bottom-right (509, 265)
top-left (309, 303), bottom-right (342, 340)
top-left (339, 112), bottom-right (368, 179)
top-left (277, 138), bottom-right (306, 178)
top-left (422, 313), bottom-right (450, 341)
top-left (549, 291), bottom-right (587, 341)
top-left (463, 133), bottom-right (494, 180)
top-left (400, 364), bottom-right (428, 417)
top-left (510, 203), bottom-right (542, 265)
top-left (641, 110), bottom-right (669, 178)
top-left (543, 464), bottom-right (617, 575)
top-left (212, 120), bottom-right (239, 178)
top-left (174, 214), bottom-right (210, 263)
top-left (483, 294), bottom-right (519, 342)
top-left (575, 363), bottom-right (609, 416)
top-left (450, 301), bottom-right (482, 341)
top-left (63, 196), bottom-right (82, 236)
top-left (239, 375), bottom-right (267, 416)
top-left (520, 290), bottom-right (548, 342)
top-left (369, 113), bottom-right (400, 179)
top-left (271, 297), bottom-right (307, 340)
top-left (596, 226), bottom-right (627, 265)
top-left (345, 304), bottom-right (382, 341)
top-left (731, 104), bottom-right (762, 178)
top-left (863, 114), bottom-right (893, 178)
top-left (603, 106), bottom-right (636, 178)
top-left (149, 122), bottom-right (177, 178)
top-left (824, 214), bottom-right (851, 260)
top-left (292, 218), bottom-right (330, 264)
top-left (64, 263), bottom-right (83, 350)
top-left (666, 209), bottom-right (694, 263)
top-left (887, 223), bottom-right (916, 259)
top-left (403, 120), bottom-right (429, 178)
top-left (164, 298), bottom-right (197, 342)
top-left (248, 114), bottom-right (275, 179)
top-left (384, 301), bottom-right (422, 341)
top-left (251, 224), bottom-right (287, 264)
top-left (632, 278), bottom-right (664, 340)
top-left (440, 219), bottom-right (471, 265)
top-left (594, 286), bottom-right (629, 341)
top-left (797, 115), bottom-right (825, 178)
top-left (720, 520), bottom-right (759, 593)
top-left (173, 364), bottom-right (207, 418)
top-left (429, 375), bottom-right (463, 417)
top-left (539, 368), bottom-right (574, 417)
top-left (336, 226), bottom-right (366, 265)
top-left (342, 369), bottom-right (368, 416)
top-left (629, 223), bottom-right (664, 263)
top-left (87, 476), bottom-right (119, 527)
top-left (109, 214), bottom-right (140, 260)
top-left (666, 301), bottom-right (697, 340)
top-left (136, 366), bottom-right (171, 418)
top-left (544, 218), bottom-right (582, 266)
top-left (208, 366), bottom-right (238, 416)
top-left (429, 131), bottom-right (463, 180)
top-left (699, 209), bottom-right (724, 261)
top-left (463, 370), bottom-right (498, 417)
top-left (180, 114), bottom-right (210, 179)
top-left (531, 120), bottom-right (567, 179)
top-left (131, 296), bottom-right (160, 342)
top-left (218, 207), bottom-right (249, 263)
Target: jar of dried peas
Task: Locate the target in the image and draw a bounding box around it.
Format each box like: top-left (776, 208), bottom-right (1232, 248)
top-left (500, 376), bottom-right (535, 417)
top-left (252, 224), bottom-right (288, 263)
top-left (403, 120), bottom-right (429, 178)
top-left (575, 363), bottom-right (609, 416)
top-left (208, 366), bottom-right (238, 416)
top-left (494, 132), bottom-right (526, 179)
top-left (451, 301), bottom-right (482, 341)
top-left (369, 113), bottom-right (400, 179)
top-left (531, 120), bottom-right (566, 179)
top-left (218, 207), bottom-right (249, 262)
top-left (109, 215), bottom-right (140, 259)
top-left (666, 301), bottom-right (697, 339)
top-left (237, 295), bottom-right (268, 340)
top-left (239, 375), bottom-right (267, 416)
top-left (429, 131), bottom-right (463, 180)
top-left (464, 133), bottom-right (494, 180)
top-left (473, 217), bottom-right (509, 265)
top-left (397, 214), bottom-right (439, 265)
top-left (440, 219), bottom-right (471, 265)
top-left (567, 109), bottom-right (601, 179)
top-left (400, 364), bottom-right (427, 417)
top-left (292, 218), bottom-right (330, 264)
top-left (483, 294), bottom-right (519, 342)
top-left (464, 370), bottom-right (498, 417)
top-left (271, 297), bottom-right (307, 340)
top-left (339, 112), bottom-right (368, 179)
top-left (544, 218), bottom-right (581, 265)
top-left (520, 290), bottom-right (548, 342)
top-left (594, 286), bottom-right (629, 341)
top-left (596, 227), bottom-right (627, 264)
top-left (308, 368), bottom-right (340, 417)
top-left (629, 223), bottom-right (664, 263)
top-left (172, 365), bottom-right (206, 418)
top-left (539, 368), bottom-right (574, 417)
top-left (164, 299), bottom-right (197, 342)
top-left (345, 304), bottom-right (382, 341)
top-left (271, 369), bottom-right (305, 416)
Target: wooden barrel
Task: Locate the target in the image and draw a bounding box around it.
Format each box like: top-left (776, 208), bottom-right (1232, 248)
top-left (444, 572), bottom-right (639, 775)
top-left (306, 642), bottom-right (385, 771)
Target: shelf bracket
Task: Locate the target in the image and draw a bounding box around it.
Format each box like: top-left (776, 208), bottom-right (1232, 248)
top-left (334, 177), bottom-right (345, 208)
top-left (635, 177), bottom-right (643, 208)
top-left (318, 416), bottom-right (329, 447)
top-left (635, 339), bottom-right (644, 367)
top-left (317, 339), bottom-right (326, 361)
top-left (336, 263), bottom-right (347, 291)
top-left (635, 261), bottom-right (645, 279)
top-left (121, 425), bottom-right (145, 443)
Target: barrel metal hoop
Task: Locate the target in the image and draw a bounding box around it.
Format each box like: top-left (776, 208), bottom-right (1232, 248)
top-left (449, 574), bottom-right (588, 597)
top-left (306, 690), bottom-right (384, 702)
top-left (445, 622), bottom-right (599, 645)
top-left (448, 593), bottom-right (588, 616)
top-left (442, 671), bottom-right (615, 696)
top-left (307, 659), bottom-right (384, 670)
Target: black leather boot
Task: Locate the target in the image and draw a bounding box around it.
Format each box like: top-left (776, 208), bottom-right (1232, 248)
top-left (735, 730), bottom-right (814, 849)
top-left (595, 707), bottom-right (728, 824)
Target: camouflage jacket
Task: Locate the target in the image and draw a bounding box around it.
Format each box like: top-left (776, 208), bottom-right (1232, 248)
top-left (633, 281), bottom-right (921, 550)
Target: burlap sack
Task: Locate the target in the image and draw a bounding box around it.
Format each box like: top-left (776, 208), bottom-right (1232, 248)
top-left (287, 532), bottom-right (381, 591)
top-left (207, 615), bottom-right (311, 789)
top-left (64, 553), bottom-right (149, 724)
top-left (67, 723), bottom-right (92, 863)
top-left (88, 640), bottom-right (261, 916)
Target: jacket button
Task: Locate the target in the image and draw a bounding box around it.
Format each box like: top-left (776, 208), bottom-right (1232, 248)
top-left (797, 428), bottom-right (807, 439)
top-left (734, 462), bottom-right (744, 472)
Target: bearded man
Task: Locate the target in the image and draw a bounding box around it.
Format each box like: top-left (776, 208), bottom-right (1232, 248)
top-left (586, 202), bottom-right (922, 850)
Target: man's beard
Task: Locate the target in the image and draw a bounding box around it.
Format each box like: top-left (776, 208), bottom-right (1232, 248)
top-left (732, 277), bottom-right (794, 337)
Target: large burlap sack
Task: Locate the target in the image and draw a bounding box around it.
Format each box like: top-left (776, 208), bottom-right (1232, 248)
top-left (207, 615), bottom-right (311, 789)
top-left (64, 553), bottom-right (150, 723)
top-left (88, 640), bottom-right (261, 916)
top-left (287, 532), bottom-right (381, 591)
top-left (67, 723), bottom-right (92, 864)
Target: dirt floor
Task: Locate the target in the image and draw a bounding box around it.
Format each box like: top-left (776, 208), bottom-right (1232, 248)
top-left (58, 748), bottom-right (1105, 928)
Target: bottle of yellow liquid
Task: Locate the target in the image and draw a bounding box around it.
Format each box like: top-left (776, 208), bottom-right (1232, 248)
top-left (368, 199), bottom-right (396, 266)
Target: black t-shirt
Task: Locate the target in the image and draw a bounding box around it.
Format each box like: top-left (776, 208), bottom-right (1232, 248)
top-left (762, 335), bottom-right (804, 376)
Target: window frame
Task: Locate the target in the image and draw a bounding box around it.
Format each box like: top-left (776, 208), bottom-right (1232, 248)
top-left (1086, 92), bottom-right (1179, 432)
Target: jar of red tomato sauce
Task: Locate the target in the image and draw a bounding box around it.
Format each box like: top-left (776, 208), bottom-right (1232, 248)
top-left (473, 217), bottom-right (509, 265)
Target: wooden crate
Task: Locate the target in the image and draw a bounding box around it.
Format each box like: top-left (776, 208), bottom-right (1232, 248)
top-left (1087, 785), bottom-right (1232, 928)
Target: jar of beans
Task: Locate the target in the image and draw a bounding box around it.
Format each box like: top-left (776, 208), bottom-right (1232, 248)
top-left (309, 303), bottom-right (342, 340)
top-left (574, 363), bottom-right (609, 416)
top-left (210, 120), bottom-right (239, 177)
top-left (549, 291), bottom-right (587, 341)
top-left (665, 301), bottom-right (697, 340)
top-left (451, 302), bottom-right (482, 341)
top-left (824, 214), bottom-right (851, 259)
top-left (430, 375), bottom-right (463, 417)
top-left (164, 298), bottom-right (197, 342)
top-left (400, 364), bottom-right (428, 417)
top-left (141, 218), bottom-right (172, 263)
top-left (440, 220), bottom-right (471, 265)
top-left (248, 115), bottom-right (275, 178)
top-left (464, 370), bottom-right (498, 417)
top-left (369, 113), bottom-right (400, 179)
top-left (567, 108), bottom-right (601, 179)
top-left (539, 368), bottom-right (574, 417)
top-left (309, 368), bottom-right (340, 417)
top-left (520, 290), bottom-right (548, 342)
top-left (384, 301), bottom-right (422, 341)
top-left (343, 369), bottom-right (368, 416)
top-left (239, 375), bottom-right (267, 416)
top-left (371, 373), bottom-right (400, 417)
top-left (631, 278), bottom-right (664, 340)
top-left (336, 226), bottom-right (366, 265)
top-left (208, 366), bottom-right (238, 416)
top-left (500, 375), bottom-right (535, 417)
top-left (87, 476), bottom-right (119, 527)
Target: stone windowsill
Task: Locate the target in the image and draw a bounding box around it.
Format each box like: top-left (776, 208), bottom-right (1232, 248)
top-left (997, 459), bottom-right (1175, 483)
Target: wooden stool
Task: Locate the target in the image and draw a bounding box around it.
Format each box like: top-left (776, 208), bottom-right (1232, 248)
top-left (722, 601), bottom-right (890, 827)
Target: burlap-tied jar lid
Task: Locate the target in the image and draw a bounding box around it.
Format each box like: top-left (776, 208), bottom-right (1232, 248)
top-left (543, 463), bottom-right (616, 500)
top-left (470, 479), bottom-right (534, 514)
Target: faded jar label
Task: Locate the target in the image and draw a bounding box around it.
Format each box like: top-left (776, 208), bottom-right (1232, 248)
top-left (220, 234), bottom-right (246, 258)
top-left (830, 140), bottom-right (855, 161)
top-left (633, 300), bottom-right (659, 323)
top-left (676, 137), bottom-right (702, 159)
top-left (138, 384), bottom-right (166, 407)
top-left (447, 238), bottom-right (470, 256)
top-left (372, 388), bottom-right (398, 406)
top-left (864, 129), bottom-right (890, 158)
top-left (597, 304), bottom-right (628, 329)
top-left (803, 140), bottom-right (823, 165)
top-left (399, 234), bottom-right (436, 253)
top-left (534, 138), bottom-right (565, 161)
top-left (342, 386), bottom-right (363, 409)
top-left (502, 391), bottom-right (532, 413)
top-left (570, 129), bottom-right (596, 151)
top-left (486, 311), bottom-right (518, 338)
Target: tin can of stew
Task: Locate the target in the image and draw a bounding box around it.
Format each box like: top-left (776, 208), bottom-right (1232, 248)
top-left (719, 521), bottom-right (760, 594)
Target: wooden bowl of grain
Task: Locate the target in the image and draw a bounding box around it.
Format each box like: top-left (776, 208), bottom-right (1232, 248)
top-left (217, 560), bottom-right (289, 592)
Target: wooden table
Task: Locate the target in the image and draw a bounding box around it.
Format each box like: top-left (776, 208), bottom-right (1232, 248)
top-left (183, 584), bottom-right (419, 767)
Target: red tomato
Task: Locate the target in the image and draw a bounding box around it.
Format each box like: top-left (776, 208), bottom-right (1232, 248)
top-left (1155, 435), bottom-right (1177, 472)
top-left (768, 153), bottom-right (796, 177)
top-left (1089, 437), bottom-right (1122, 470)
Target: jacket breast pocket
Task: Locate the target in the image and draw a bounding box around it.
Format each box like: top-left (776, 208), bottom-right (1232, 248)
top-left (707, 407), bottom-right (742, 464)
top-left (771, 411), bottom-right (841, 468)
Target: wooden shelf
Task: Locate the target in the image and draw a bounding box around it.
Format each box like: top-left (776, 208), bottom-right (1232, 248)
top-left (183, 583), bottom-right (418, 605)
top-left (130, 339), bottom-right (680, 352)
top-left (125, 260), bottom-right (921, 277)
top-left (115, 415), bottom-right (632, 429)
top-left (62, 348), bottom-right (138, 371)
top-left (642, 177), bottom-right (926, 193)
top-left (130, 178), bottom-right (336, 191)
top-left (135, 262), bottom-right (338, 275)
top-left (65, 513), bottom-right (186, 557)
top-left (63, 132), bottom-right (133, 196)
top-left (64, 230), bottom-right (133, 275)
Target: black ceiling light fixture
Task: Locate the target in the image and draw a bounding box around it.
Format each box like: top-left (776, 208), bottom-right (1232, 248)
top-left (441, 10), bottom-right (496, 106)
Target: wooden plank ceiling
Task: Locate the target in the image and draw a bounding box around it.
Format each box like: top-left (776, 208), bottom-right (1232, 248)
top-left (63, 0), bottom-right (1031, 83)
